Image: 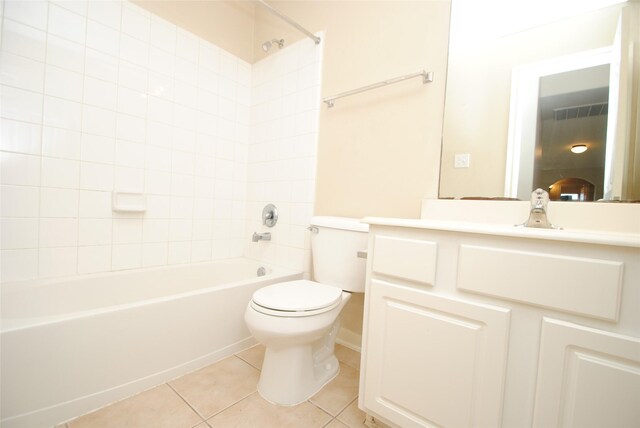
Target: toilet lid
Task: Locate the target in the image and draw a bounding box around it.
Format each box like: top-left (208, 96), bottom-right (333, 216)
top-left (252, 280), bottom-right (342, 312)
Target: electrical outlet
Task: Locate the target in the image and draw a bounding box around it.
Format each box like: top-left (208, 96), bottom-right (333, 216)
top-left (454, 153), bottom-right (470, 168)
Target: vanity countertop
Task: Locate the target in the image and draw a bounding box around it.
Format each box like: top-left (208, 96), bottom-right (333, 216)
top-left (362, 217), bottom-right (640, 248)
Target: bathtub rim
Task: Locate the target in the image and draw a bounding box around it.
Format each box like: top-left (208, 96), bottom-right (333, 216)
top-left (1, 258), bottom-right (299, 333)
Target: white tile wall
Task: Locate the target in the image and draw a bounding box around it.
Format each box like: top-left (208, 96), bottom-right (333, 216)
top-left (244, 35), bottom-right (323, 278)
top-left (4, 1), bottom-right (49, 31)
top-left (1, 0), bottom-right (251, 281)
top-left (2, 19), bottom-right (47, 61)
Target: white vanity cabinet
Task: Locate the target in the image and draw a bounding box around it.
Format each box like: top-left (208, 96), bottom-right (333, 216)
top-left (533, 318), bottom-right (640, 427)
top-left (364, 278), bottom-right (510, 427)
top-left (358, 220), bottom-right (640, 428)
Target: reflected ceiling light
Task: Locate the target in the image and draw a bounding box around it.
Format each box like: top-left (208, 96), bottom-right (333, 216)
top-left (571, 144), bottom-right (588, 154)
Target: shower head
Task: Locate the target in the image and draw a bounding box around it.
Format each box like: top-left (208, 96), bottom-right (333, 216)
top-left (262, 38), bottom-right (284, 52)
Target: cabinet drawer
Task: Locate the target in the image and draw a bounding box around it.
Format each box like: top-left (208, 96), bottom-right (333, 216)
top-left (372, 235), bottom-right (438, 285)
top-left (457, 244), bottom-right (623, 321)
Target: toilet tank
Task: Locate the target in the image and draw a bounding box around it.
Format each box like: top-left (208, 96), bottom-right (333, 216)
top-left (310, 216), bottom-right (369, 292)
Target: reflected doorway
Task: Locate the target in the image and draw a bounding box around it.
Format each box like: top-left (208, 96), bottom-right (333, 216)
top-left (548, 177), bottom-right (596, 201)
top-left (532, 64), bottom-right (609, 200)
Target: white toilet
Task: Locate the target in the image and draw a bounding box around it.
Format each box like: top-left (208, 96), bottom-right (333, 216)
top-left (244, 216), bottom-right (368, 406)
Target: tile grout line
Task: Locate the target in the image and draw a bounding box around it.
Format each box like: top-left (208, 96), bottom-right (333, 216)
top-left (337, 397), bottom-right (362, 427)
top-left (34, 0), bottom-right (52, 281)
top-left (205, 388), bottom-right (258, 421)
top-left (308, 382), bottom-right (359, 421)
top-left (165, 382), bottom-right (208, 423)
top-left (74, 0), bottom-right (90, 280)
top-left (336, 395), bottom-right (359, 419)
top-left (109, 0), bottom-right (124, 273)
top-left (166, 369), bottom-right (257, 425)
top-left (234, 353), bottom-right (262, 371)
top-left (309, 400), bottom-right (336, 424)
top-left (321, 418), bottom-right (336, 428)
top-left (308, 398), bottom-right (341, 420)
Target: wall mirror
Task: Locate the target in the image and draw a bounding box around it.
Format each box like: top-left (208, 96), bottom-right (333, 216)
top-left (439, 0), bottom-right (639, 201)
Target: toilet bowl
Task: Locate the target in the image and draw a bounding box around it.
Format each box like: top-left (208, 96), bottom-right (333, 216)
top-left (244, 216), bottom-right (368, 406)
top-left (245, 280), bottom-right (351, 405)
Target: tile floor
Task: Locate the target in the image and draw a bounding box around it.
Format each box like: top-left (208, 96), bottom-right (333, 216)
top-left (59, 344), bottom-right (367, 428)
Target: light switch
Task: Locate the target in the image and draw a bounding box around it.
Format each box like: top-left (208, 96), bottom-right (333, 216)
top-left (454, 153), bottom-right (470, 168)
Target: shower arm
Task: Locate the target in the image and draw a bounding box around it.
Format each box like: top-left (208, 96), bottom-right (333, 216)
top-left (256, 0), bottom-right (321, 45)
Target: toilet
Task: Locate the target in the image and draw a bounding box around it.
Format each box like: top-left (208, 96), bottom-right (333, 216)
top-left (244, 216), bottom-right (368, 406)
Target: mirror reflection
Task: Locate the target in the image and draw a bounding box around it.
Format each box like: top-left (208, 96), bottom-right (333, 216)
top-left (439, 0), bottom-right (639, 201)
top-left (506, 49), bottom-right (614, 201)
top-left (536, 65), bottom-right (609, 201)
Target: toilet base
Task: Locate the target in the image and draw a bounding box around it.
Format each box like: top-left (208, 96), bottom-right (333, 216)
top-left (245, 292), bottom-right (351, 406)
top-left (257, 343), bottom-right (340, 406)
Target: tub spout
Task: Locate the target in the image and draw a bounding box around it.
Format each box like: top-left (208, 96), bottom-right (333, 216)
top-left (252, 232), bottom-right (271, 242)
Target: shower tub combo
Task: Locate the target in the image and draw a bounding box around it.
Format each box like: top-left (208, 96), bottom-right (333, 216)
top-left (1, 258), bottom-right (300, 428)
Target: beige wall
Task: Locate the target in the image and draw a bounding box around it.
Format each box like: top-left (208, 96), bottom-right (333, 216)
top-left (134, 0), bottom-right (256, 63)
top-left (254, 1), bottom-right (450, 342)
top-left (254, 0), bottom-right (451, 219)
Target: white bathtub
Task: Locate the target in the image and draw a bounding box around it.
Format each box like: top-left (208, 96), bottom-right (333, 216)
top-left (0, 258), bottom-right (301, 428)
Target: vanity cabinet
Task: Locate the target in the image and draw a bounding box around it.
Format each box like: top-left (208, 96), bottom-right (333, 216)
top-left (364, 278), bottom-right (510, 427)
top-left (358, 221), bottom-right (640, 428)
top-left (533, 318), bottom-right (640, 427)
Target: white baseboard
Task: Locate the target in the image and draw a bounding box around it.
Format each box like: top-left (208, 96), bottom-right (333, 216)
top-left (336, 327), bottom-right (362, 352)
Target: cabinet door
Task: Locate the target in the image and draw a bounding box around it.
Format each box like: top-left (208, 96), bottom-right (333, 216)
top-left (533, 318), bottom-right (640, 427)
top-left (362, 279), bottom-right (510, 427)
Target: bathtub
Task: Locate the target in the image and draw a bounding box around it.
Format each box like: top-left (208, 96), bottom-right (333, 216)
top-left (1, 258), bottom-right (301, 428)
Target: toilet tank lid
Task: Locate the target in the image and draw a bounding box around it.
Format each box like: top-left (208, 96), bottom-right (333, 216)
top-left (310, 216), bottom-right (369, 233)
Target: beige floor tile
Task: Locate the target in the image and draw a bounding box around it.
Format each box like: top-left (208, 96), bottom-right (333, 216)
top-left (335, 345), bottom-right (361, 371)
top-left (324, 419), bottom-right (349, 428)
top-left (207, 392), bottom-right (332, 428)
top-left (336, 398), bottom-right (367, 427)
top-left (67, 384), bottom-right (202, 428)
top-left (169, 356), bottom-right (260, 419)
top-left (310, 363), bottom-right (360, 416)
top-left (235, 344), bottom-right (265, 370)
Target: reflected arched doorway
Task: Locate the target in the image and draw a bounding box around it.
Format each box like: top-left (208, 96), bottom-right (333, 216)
top-left (548, 177), bottom-right (596, 201)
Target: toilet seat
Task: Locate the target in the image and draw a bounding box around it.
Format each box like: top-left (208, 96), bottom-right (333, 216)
top-left (251, 280), bottom-right (343, 317)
